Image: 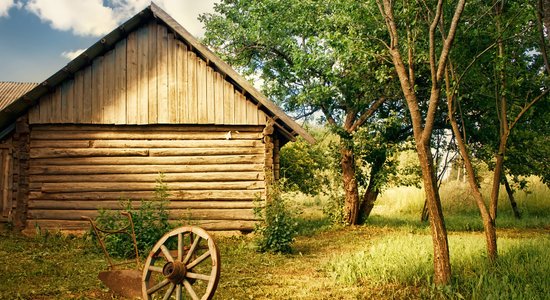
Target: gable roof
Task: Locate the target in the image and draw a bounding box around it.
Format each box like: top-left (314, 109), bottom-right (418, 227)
top-left (0, 3), bottom-right (314, 144)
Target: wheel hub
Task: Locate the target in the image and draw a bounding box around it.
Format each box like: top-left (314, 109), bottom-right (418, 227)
top-left (162, 261), bottom-right (187, 284)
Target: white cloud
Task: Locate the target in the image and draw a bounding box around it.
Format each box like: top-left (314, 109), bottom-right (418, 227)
top-left (25, 0), bottom-right (118, 36)
top-left (24, 0), bottom-right (219, 38)
top-left (0, 0), bottom-right (22, 17)
top-left (158, 0), bottom-right (219, 37)
top-left (61, 48), bottom-right (86, 60)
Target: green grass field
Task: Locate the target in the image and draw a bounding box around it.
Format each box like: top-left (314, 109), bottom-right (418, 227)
top-left (0, 178), bottom-right (548, 299)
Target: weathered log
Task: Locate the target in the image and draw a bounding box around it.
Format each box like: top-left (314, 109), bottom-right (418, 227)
top-left (28, 200), bottom-right (256, 210)
top-left (29, 190), bottom-right (264, 201)
top-left (28, 208), bottom-right (257, 220)
top-left (30, 148), bottom-right (149, 159)
top-left (37, 181), bottom-right (265, 193)
top-left (30, 130), bottom-right (262, 140)
top-left (31, 155), bottom-right (264, 166)
top-left (29, 164), bottom-right (264, 175)
top-left (24, 219), bottom-right (257, 232)
top-left (31, 172), bottom-right (264, 183)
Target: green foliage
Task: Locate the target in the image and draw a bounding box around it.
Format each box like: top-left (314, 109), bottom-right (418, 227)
top-left (279, 131), bottom-right (330, 195)
top-left (254, 185), bottom-right (298, 253)
top-left (93, 173), bottom-right (172, 258)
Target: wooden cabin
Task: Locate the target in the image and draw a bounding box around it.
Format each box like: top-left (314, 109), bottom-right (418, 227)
top-left (0, 4), bottom-right (314, 233)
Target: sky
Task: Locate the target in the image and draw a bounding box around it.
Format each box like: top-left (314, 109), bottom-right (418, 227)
top-left (0, 0), bottom-right (219, 82)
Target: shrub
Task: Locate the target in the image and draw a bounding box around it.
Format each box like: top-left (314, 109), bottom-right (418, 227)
top-left (254, 185), bottom-right (297, 253)
top-left (92, 173), bottom-right (172, 258)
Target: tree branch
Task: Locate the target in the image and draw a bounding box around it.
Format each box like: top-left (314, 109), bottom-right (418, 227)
top-left (348, 97), bottom-right (387, 132)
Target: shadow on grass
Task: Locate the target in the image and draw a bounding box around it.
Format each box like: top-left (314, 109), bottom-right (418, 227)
top-left (295, 213), bottom-right (332, 236)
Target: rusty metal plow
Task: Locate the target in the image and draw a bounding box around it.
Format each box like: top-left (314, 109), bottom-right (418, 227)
top-left (84, 214), bottom-right (220, 300)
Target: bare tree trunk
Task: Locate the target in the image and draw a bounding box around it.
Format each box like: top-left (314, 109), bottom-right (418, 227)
top-left (489, 142), bottom-right (506, 220)
top-left (358, 154), bottom-right (386, 223)
top-left (490, 1), bottom-right (508, 221)
top-left (341, 145), bottom-right (360, 225)
top-left (358, 183), bottom-right (379, 224)
top-left (503, 175), bottom-right (521, 219)
top-left (447, 99), bottom-right (498, 262)
top-left (421, 200), bottom-right (429, 222)
top-left (417, 143), bottom-right (452, 284)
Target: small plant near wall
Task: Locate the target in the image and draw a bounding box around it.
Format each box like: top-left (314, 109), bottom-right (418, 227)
top-left (254, 184), bottom-right (298, 254)
top-left (92, 173), bottom-right (172, 258)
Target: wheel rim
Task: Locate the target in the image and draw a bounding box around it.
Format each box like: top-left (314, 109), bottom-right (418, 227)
top-left (142, 226), bottom-right (220, 300)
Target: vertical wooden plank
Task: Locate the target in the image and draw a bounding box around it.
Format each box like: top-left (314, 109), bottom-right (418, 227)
top-left (82, 66), bottom-right (93, 123)
top-left (91, 56), bottom-right (104, 124)
top-left (1, 150), bottom-right (7, 216)
top-left (38, 94), bottom-right (51, 123)
top-left (126, 31), bottom-right (138, 124)
top-left (103, 49), bottom-right (116, 123)
top-left (137, 26), bottom-right (149, 124)
top-left (168, 33), bottom-right (178, 123)
top-left (206, 66), bottom-right (216, 124)
top-left (114, 40), bottom-right (127, 124)
top-left (214, 72), bottom-right (224, 124)
top-left (234, 91), bottom-right (247, 124)
top-left (258, 109), bottom-right (268, 124)
top-left (247, 98), bottom-right (258, 125)
top-left (36, 95), bottom-right (44, 123)
top-left (223, 80), bottom-right (234, 124)
top-left (60, 82), bottom-right (68, 122)
top-left (187, 52), bottom-right (198, 123)
top-left (51, 86), bottom-right (61, 123)
top-left (73, 70), bottom-right (84, 123)
top-left (157, 25), bottom-right (169, 123)
top-left (197, 58), bottom-right (207, 123)
top-left (67, 81), bottom-right (75, 123)
top-left (28, 104), bottom-right (39, 124)
top-left (148, 22), bottom-right (158, 124)
top-left (176, 41), bottom-right (187, 123)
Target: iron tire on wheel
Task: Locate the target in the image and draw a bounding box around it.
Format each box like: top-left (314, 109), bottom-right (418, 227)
top-left (142, 226), bottom-right (220, 300)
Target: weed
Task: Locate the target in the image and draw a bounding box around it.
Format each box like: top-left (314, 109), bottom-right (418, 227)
top-left (254, 184), bottom-right (298, 253)
top-left (92, 173), bottom-right (172, 258)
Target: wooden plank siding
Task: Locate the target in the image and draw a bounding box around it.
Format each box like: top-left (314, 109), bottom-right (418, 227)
top-left (28, 21), bottom-right (268, 127)
top-left (25, 125), bottom-right (265, 231)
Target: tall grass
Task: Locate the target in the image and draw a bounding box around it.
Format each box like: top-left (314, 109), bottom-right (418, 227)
top-left (326, 234), bottom-right (550, 299)
top-left (369, 177), bottom-right (550, 231)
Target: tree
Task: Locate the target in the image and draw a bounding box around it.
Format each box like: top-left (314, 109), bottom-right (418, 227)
top-left (201, 0), bottom-right (399, 225)
top-left (437, 0), bottom-right (549, 262)
top-left (375, 0), bottom-right (466, 285)
top-left (279, 131), bottom-right (330, 196)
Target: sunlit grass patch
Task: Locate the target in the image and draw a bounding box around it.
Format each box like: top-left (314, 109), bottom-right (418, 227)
top-left (326, 233), bottom-right (550, 299)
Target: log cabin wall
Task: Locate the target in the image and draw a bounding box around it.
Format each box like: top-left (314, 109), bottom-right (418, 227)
top-left (0, 136), bottom-right (14, 223)
top-left (26, 124), bottom-right (266, 231)
top-left (27, 21), bottom-right (268, 127)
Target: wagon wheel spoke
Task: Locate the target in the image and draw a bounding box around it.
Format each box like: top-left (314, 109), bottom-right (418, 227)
top-left (187, 250), bottom-right (211, 270)
top-left (148, 265), bottom-right (163, 273)
top-left (146, 278), bottom-right (170, 295)
top-left (175, 283), bottom-right (182, 299)
top-left (183, 279), bottom-right (200, 300)
top-left (186, 272), bottom-right (212, 281)
top-left (178, 233), bottom-right (184, 261)
top-left (160, 245), bottom-right (174, 262)
top-left (162, 283), bottom-right (176, 300)
top-left (183, 235), bottom-right (201, 264)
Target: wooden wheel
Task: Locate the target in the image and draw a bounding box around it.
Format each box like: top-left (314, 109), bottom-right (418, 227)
top-left (142, 226), bottom-right (220, 300)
